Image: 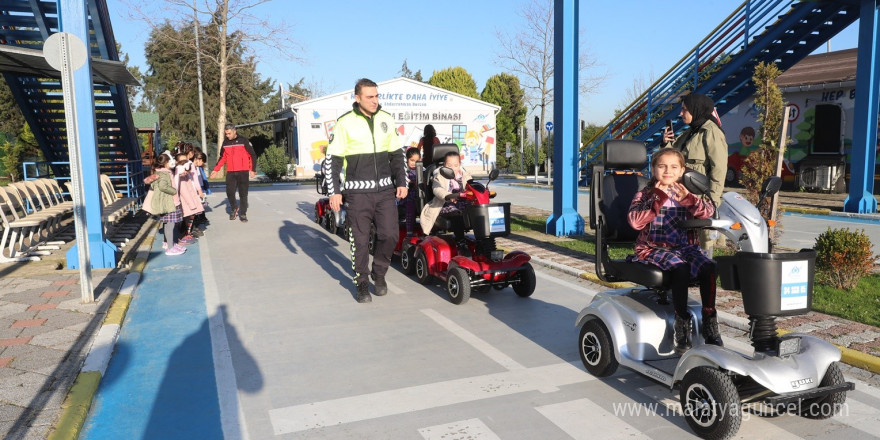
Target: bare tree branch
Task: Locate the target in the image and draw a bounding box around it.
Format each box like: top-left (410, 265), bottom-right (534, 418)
top-left (494, 0), bottom-right (604, 143)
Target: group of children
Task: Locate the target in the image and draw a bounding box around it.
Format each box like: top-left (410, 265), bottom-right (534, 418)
top-left (145, 141), bottom-right (211, 256)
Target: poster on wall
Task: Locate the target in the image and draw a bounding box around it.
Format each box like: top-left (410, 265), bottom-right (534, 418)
top-left (293, 78), bottom-right (499, 175)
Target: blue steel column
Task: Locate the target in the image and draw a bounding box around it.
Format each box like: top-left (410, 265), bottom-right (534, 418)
top-left (845, 0), bottom-right (880, 213)
top-left (546, 0), bottom-right (584, 236)
top-left (60, 0), bottom-right (118, 268)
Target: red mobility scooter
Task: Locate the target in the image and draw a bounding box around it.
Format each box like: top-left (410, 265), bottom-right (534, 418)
top-left (405, 144), bottom-right (536, 304)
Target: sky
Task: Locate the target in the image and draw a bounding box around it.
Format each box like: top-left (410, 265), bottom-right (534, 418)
top-left (106, 0), bottom-right (862, 126)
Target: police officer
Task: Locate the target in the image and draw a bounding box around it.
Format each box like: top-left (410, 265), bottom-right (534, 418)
top-left (325, 78), bottom-right (408, 303)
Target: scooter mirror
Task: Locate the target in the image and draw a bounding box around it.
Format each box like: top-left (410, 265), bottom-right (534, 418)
top-left (681, 169), bottom-right (710, 196)
top-left (759, 176), bottom-right (782, 199)
top-left (488, 169), bottom-right (500, 181)
top-left (437, 166), bottom-right (455, 180)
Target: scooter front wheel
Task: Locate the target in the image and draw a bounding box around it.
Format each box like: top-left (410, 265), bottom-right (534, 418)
top-left (513, 262), bottom-right (536, 297)
top-left (579, 319), bottom-right (618, 377)
top-left (680, 366), bottom-right (741, 439)
top-left (447, 266), bottom-right (471, 305)
top-left (799, 362), bottom-right (847, 419)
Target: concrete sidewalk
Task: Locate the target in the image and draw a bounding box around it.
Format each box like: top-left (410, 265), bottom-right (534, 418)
top-left (1, 191), bottom-right (879, 439)
top-left (0, 213), bottom-right (154, 439)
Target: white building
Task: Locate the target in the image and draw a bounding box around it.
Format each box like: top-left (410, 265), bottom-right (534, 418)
top-left (285, 77), bottom-right (500, 177)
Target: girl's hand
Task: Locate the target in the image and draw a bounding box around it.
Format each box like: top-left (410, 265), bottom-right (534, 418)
top-left (669, 182), bottom-right (690, 201)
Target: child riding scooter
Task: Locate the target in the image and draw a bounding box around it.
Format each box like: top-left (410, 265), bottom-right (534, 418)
top-left (578, 139), bottom-right (852, 439)
top-left (407, 144), bottom-right (535, 304)
top-left (626, 148), bottom-right (722, 353)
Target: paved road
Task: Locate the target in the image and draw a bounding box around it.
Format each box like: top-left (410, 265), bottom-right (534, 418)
top-left (82, 185), bottom-right (880, 439)
top-left (493, 179), bottom-right (880, 253)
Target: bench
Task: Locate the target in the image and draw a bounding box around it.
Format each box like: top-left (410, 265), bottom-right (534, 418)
top-left (0, 185), bottom-right (57, 262)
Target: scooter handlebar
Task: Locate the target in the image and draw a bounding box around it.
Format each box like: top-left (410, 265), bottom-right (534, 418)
top-left (681, 218), bottom-right (735, 229)
top-left (681, 219), bottom-right (712, 228)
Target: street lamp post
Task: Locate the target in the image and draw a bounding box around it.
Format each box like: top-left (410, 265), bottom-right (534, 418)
top-left (534, 116), bottom-right (539, 184)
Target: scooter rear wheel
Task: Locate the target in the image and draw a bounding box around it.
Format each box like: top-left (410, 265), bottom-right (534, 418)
top-left (579, 319), bottom-right (618, 377)
top-left (415, 251), bottom-right (432, 284)
top-left (314, 204), bottom-right (321, 223)
top-left (400, 246), bottom-right (416, 275)
top-left (326, 212), bottom-right (338, 235)
top-left (680, 366), bottom-right (741, 439)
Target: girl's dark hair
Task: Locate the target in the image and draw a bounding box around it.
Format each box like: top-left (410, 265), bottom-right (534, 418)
top-left (443, 150), bottom-right (459, 163)
top-left (422, 124), bottom-right (436, 151)
top-left (153, 152), bottom-right (170, 172)
top-left (195, 151), bottom-right (207, 162)
top-left (406, 147), bottom-right (421, 159)
top-left (173, 141), bottom-right (196, 157)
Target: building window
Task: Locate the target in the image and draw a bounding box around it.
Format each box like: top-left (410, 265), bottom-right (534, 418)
top-left (452, 125), bottom-right (466, 145)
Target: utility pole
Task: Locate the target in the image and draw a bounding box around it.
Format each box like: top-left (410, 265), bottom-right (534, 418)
top-left (520, 126), bottom-right (524, 174)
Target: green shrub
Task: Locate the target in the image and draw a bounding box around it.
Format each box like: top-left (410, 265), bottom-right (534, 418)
top-left (814, 227), bottom-right (877, 290)
top-left (257, 145), bottom-right (291, 181)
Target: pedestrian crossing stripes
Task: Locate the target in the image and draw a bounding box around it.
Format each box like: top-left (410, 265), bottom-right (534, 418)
top-left (535, 398), bottom-right (650, 440)
top-left (418, 418), bottom-right (500, 440)
top-left (267, 362), bottom-right (591, 435)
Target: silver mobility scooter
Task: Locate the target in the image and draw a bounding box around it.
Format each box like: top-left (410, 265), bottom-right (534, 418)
top-left (576, 140), bottom-right (853, 439)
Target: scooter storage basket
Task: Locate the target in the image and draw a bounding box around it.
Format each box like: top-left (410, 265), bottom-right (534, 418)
top-left (467, 202), bottom-right (511, 239)
top-left (716, 250), bottom-right (816, 316)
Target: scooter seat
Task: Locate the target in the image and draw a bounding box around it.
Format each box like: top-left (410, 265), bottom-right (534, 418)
top-left (605, 259), bottom-right (671, 290)
top-left (435, 215), bottom-right (452, 231)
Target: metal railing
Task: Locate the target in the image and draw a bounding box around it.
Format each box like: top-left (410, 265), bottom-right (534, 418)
top-left (22, 160), bottom-right (146, 201)
top-left (577, 0), bottom-right (803, 180)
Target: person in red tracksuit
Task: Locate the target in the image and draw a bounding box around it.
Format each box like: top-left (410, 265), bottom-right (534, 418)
top-left (210, 124), bottom-right (257, 222)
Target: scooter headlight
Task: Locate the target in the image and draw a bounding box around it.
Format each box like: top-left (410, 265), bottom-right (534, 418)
top-left (778, 336), bottom-right (801, 357)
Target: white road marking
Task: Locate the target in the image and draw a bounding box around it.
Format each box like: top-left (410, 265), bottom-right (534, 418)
top-left (418, 418), bottom-right (501, 440)
top-left (841, 399), bottom-right (880, 434)
top-left (535, 398), bottom-right (650, 440)
top-left (421, 308), bottom-right (525, 371)
top-left (201, 236), bottom-right (249, 440)
top-left (268, 361), bottom-right (591, 435)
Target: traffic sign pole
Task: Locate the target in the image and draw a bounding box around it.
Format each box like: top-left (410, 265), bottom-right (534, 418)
top-left (545, 122), bottom-right (553, 184)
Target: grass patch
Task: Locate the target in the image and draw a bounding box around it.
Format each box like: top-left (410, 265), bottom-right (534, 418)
top-left (510, 215), bottom-right (631, 259)
top-left (812, 274), bottom-right (880, 327)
